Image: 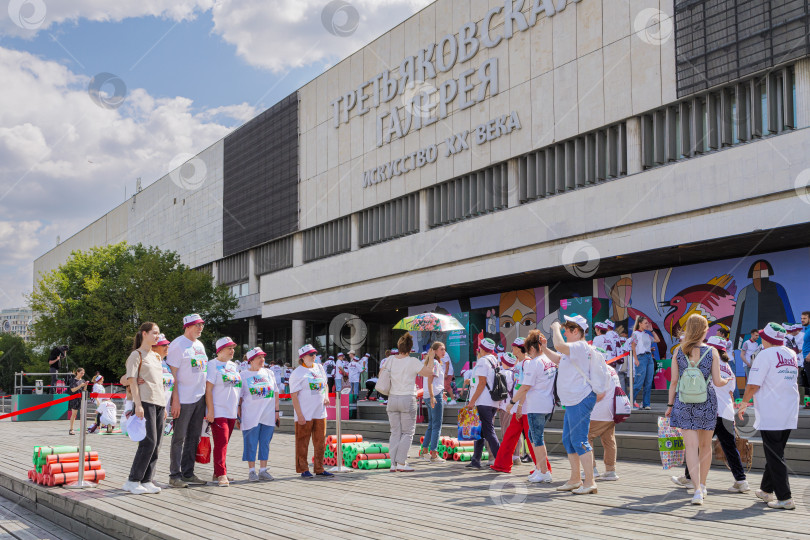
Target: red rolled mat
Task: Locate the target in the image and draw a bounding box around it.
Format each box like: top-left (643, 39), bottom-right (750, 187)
top-left (46, 461), bottom-right (101, 475)
top-left (453, 453), bottom-right (461, 461)
top-left (27, 470), bottom-right (34, 480)
top-left (457, 440), bottom-right (474, 447)
top-left (420, 436), bottom-right (424, 443)
top-left (352, 459), bottom-right (359, 468)
top-left (50, 469), bottom-right (106, 486)
top-left (325, 434), bottom-right (362, 444)
top-left (41, 474), bottom-right (48, 485)
top-left (45, 452), bottom-right (99, 465)
top-left (356, 453), bottom-right (390, 460)
top-left (442, 451), bottom-right (450, 460)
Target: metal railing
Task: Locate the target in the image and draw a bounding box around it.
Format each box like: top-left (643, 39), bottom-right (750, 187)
top-left (14, 371), bottom-right (77, 394)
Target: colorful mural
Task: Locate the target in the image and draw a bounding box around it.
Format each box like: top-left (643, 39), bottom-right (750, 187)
top-left (409, 247), bottom-right (810, 387)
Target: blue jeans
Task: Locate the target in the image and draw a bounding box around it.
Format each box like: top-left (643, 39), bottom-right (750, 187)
top-left (335, 378), bottom-right (343, 391)
top-left (562, 392), bottom-right (597, 456)
top-left (633, 353), bottom-right (655, 407)
top-left (526, 412), bottom-right (552, 447)
top-left (351, 381), bottom-right (360, 396)
top-left (242, 423), bottom-right (275, 462)
top-left (421, 398), bottom-right (444, 452)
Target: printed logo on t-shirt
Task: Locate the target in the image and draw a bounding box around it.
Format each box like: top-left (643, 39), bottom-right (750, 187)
top-left (218, 365), bottom-right (242, 387)
top-left (775, 352), bottom-right (798, 369)
top-left (308, 373), bottom-right (326, 394)
top-left (162, 372), bottom-right (174, 391)
top-left (247, 375), bottom-right (274, 399)
top-left (720, 363), bottom-right (734, 378)
top-left (190, 348), bottom-right (208, 372)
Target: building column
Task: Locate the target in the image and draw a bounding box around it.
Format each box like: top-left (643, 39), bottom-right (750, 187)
top-left (351, 213), bottom-right (359, 251)
top-left (211, 261), bottom-right (219, 283)
top-left (626, 116), bottom-right (643, 174)
top-left (419, 190), bottom-right (429, 232)
top-left (248, 249), bottom-right (258, 295)
top-left (292, 319), bottom-right (306, 353)
top-left (248, 317), bottom-right (257, 348)
top-left (795, 58), bottom-right (810, 129)
top-left (507, 158), bottom-right (520, 208)
top-left (293, 232), bottom-right (304, 267)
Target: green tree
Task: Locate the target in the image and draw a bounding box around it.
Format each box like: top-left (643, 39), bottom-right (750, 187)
top-left (0, 333), bottom-right (31, 394)
top-left (29, 242), bottom-right (238, 380)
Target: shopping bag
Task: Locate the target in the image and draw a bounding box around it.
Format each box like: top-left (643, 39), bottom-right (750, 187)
top-left (657, 416), bottom-right (684, 469)
top-left (195, 435), bottom-right (211, 464)
top-left (457, 407), bottom-right (481, 441)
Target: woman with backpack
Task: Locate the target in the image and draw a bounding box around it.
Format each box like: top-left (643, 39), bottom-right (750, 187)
top-left (543, 315), bottom-right (608, 495)
top-left (671, 335), bottom-right (749, 493)
top-left (666, 314), bottom-right (733, 505)
top-left (464, 338), bottom-right (504, 469)
top-left (383, 334), bottom-right (435, 471)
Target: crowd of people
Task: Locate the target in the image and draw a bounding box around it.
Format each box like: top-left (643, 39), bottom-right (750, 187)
top-left (99, 309), bottom-right (809, 510)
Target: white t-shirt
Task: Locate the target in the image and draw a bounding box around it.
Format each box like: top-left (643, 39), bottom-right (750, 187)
top-left (92, 383), bottom-right (106, 406)
top-left (386, 355), bottom-right (424, 396)
top-left (238, 360), bottom-right (248, 372)
top-left (498, 369), bottom-right (516, 411)
top-left (748, 346), bottom-right (799, 430)
top-left (269, 365), bottom-right (283, 386)
top-left (714, 361), bottom-right (736, 422)
top-left (592, 335), bottom-right (612, 356)
top-left (335, 359), bottom-right (346, 378)
top-left (166, 335), bottom-right (208, 404)
top-left (441, 353), bottom-right (454, 376)
top-left (520, 354), bottom-right (557, 415)
top-left (422, 359), bottom-right (445, 398)
top-left (161, 361), bottom-right (174, 407)
top-left (629, 330), bottom-right (653, 355)
top-left (348, 361), bottom-right (362, 383)
top-left (205, 359), bottom-right (241, 419)
top-left (289, 364), bottom-right (328, 421)
top-left (741, 339), bottom-right (762, 366)
top-left (591, 365), bottom-right (620, 422)
top-left (462, 369), bottom-right (473, 382)
top-left (471, 355), bottom-right (500, 408)
top-left (360, 357), bottom-right (368, 372)
top-left (556, 341), bottom-right (594, 407)
top-left (323, 360), bottom-right (336, 378)
top-left (239, 368), bottom-right (277, 431)
top-left (606, 330), bottom-right (620, 352)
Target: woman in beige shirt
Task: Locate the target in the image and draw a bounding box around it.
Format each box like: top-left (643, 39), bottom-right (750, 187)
top-left (122, 322), bottom-right (166, 495)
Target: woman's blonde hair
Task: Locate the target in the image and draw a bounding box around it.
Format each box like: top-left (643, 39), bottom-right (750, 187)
top-left (680, 314), bottom-right (708, 357)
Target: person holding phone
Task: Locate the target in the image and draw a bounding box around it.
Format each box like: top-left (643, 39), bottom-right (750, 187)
top-left (67, 367), bottom-right (88, 435)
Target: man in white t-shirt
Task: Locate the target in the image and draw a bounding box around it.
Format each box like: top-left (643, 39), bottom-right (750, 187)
top-left (464, 338), bottom-right (502, 469)
top-left (738, 323), bottom-right (799, 510)
top-left (741, 330), bottom-right (762, 376)
top-left (335, 353), bottom-right (346, 392)
top-left (166, 313), bottom-right (209, 487)
top-left (269, 362), bottom-right (284, 389)
top-left (347, 358), bottom-right (361, 397)
top-left (323, 356), bottom-right (336, 393)
top-left (605, 320), bottom-right (620, 354)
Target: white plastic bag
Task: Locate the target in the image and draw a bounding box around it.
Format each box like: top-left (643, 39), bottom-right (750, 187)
top-left (127, 415), bottom-right (146, 442)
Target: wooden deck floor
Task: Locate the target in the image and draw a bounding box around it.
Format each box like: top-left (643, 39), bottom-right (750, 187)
top-left (0, 419), bottom-right (809, 539)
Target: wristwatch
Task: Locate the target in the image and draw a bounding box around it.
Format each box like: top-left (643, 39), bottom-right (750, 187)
top-left (509, 399), bottom-right (516, 405)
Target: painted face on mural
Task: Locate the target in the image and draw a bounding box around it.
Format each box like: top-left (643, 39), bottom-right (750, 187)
top-left (610, 276), bottom-right (633, 321)
top-left (499, 290), bottom-right (537, 348)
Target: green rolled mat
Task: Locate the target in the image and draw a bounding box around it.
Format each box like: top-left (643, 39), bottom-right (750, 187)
top-left (37, 446), bottom-right (90, 457)
top-left (359, 460), bottom-right (371, 470)
top-left (369, 459), bottom-right (391, 469)
top-left (457, 452), bottom-right (488, 462)
top-left (453, 446), bottom-right (475, 453)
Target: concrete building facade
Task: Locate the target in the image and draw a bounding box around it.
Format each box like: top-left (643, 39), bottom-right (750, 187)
top-left (35, 0), bottom-right (810, 373)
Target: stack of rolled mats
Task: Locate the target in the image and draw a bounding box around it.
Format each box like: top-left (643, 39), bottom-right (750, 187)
top-left (29, 446), bottom-right (105, 486)
top-left (437, 436), bottom-right (488, 462)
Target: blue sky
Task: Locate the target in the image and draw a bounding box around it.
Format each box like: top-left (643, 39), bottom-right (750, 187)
top-left (0, 0), bottom-right (432, 310)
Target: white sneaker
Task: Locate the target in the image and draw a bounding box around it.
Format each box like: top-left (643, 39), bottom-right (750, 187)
top-left (767, 498), bottom-right (796, 510)
top-left (580, 467), bottom-right (599, 480)
top-left (122, 481), bottom-right (147, 495)
top-left (598, 471), bottom-right (619, 481)
top-left (756, 489), bottom-right (775, 503)
top-left (670, 475), bottom-right (691, 488)
top-left (140, 482), bottom-right (161, 494)
top-left (691, 488), bottom-right (704, 505)
top-left (397, 463), bottom-right (415, 472)
top-left (728, 480), bottom-right (750, 493)
top-left (528, 470), bottom-right (552, 483)
top-left (448, 400), bottom-right (457, 405)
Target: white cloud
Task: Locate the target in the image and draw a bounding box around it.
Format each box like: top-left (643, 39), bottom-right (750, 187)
top-left (0, 46), bottom-right (258, 309)
top-left (1, 0), bottom-right (215, 36)
top-left (211, 0), bottom-right (434, 73)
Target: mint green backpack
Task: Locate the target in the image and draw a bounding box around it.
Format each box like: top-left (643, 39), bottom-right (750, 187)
top-left (678, 347), bottom-right (711, 404)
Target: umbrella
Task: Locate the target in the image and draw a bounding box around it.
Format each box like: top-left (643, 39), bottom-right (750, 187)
top-left (393, 313), bottom-right (465, 332)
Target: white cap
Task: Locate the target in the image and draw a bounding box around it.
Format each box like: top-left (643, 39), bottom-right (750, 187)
top-left (759, 322), bottom-right (786, 345)
top-left (298, 344), bottom-right (317, 358)
top-left (246, 347), bottom-right (267, 361)
top-left (183, 313), bottom-right (204, 327)
top-left (564, 314), bottom-right (589, 332)
top-left (605, 319), bottom-right (615, 328)
top-left (594, 322), bottom-right (608, 330)
top-left (215, 336), bottom-right (237, 353)
top-left (706, 336), bottom-right (727, 351)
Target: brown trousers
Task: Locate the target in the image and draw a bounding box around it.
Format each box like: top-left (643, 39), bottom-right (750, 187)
top-left (295, 418), bottom-right (326, 473)
top-left (588, 420), bottom-right (617, 471)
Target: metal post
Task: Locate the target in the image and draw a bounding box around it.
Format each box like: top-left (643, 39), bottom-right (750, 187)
top-left (629, 355), bottom-right (635, 409)
top-left (329, 388), bottom-right (352, 472)
top-left (65, 390), bottom-right (97, 488)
